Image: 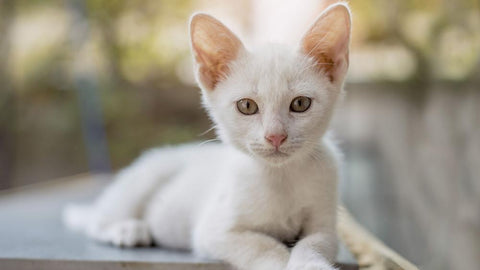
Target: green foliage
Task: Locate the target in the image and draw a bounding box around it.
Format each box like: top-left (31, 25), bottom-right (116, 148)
top-left (0, 0), bottom-right (479, 187)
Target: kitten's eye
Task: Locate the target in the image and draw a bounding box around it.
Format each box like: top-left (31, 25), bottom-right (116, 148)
top-left (237, 98), bottom-right (258, 115)
top-left (290, 96), bottom-right (312, 113)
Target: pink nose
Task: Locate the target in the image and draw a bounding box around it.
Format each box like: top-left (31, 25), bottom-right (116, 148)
top-left (265, 134), bottom-right (287, 148)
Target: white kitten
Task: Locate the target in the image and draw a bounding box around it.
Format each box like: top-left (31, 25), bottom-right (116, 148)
top-left (64, 3), bottom-right (351, 270)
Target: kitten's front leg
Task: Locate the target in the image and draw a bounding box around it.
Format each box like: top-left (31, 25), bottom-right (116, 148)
top-left (193, 229), bottom-right (290, 270)
top-left (286, 232), bottom-right (338, 270)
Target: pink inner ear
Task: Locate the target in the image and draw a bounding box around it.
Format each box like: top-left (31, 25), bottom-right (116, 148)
top-left (301, 4), bottom-right (351, 83)
top-left (190, 14), bottom-right (244, 90)
top-left (196, 55), bottom-right (231, 90)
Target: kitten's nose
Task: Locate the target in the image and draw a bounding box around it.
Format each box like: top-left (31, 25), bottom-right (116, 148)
top-left (265, 134), bottom-right (287, 148)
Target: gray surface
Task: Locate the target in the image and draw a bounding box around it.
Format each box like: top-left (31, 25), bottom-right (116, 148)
top-left (0, 175), bottom-right (356, 269)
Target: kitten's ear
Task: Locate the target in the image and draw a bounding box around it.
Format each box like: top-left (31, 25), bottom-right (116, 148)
top-left (190, 13), bottom-right (245, 91)
top-left (301, 3), bottom-right (351, 83)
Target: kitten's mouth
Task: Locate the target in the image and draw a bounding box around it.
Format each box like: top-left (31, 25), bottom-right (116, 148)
top-left (267, 150), bottom-right (289, 157)
top-left (260, 149), bottom-right (292, 165)
top-left (248, 145), bottom-right (292, 163)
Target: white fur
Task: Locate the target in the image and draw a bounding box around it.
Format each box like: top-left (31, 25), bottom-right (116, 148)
top-left (64, 4), bottom-right (350, 270)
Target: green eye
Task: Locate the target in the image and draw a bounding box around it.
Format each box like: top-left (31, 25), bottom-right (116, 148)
top-left (290, 96), bottom-right (312, 113)
top-left (237, 98), bottom-right (258, 115)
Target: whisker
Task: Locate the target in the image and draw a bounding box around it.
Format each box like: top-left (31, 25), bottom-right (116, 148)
top-left (197, 138), bottom-right (221, 147)
top-left (197, 125), bottom-right (217, 136)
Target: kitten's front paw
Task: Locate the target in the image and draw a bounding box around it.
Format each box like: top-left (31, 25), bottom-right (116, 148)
top-left (106, 219), bottom-right (152, 247)
top-left (286, 260), bottom-right (337, 270)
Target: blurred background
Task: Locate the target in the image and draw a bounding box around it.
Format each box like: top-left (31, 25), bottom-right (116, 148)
top-left (0, 0), bottom-right (479, 269)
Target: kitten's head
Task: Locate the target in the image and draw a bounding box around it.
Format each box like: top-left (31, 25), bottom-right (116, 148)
top-left (190, 3), bottom-right (351, 166)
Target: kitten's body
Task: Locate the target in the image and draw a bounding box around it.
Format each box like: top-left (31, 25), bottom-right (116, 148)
top-left (65, 3), bottom-right (351, 270)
